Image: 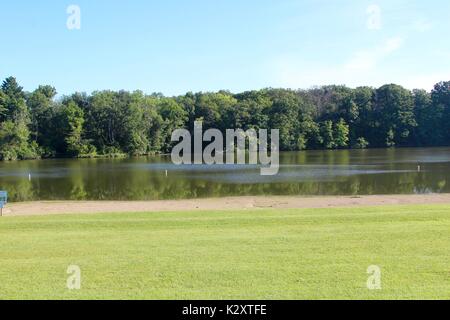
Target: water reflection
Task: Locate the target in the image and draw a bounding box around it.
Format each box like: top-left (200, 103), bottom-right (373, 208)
top-left (1, 148), bottom-right (449, 202)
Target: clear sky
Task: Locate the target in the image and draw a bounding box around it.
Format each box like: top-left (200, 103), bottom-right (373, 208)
top-left (1, 0), bottom-right (449, 96)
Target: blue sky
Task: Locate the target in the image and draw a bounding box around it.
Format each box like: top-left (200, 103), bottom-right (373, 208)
top-left (1, 0), bottom-right (449, 96)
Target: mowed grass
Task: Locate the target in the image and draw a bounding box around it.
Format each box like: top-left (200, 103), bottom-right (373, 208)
top-left (0, 205), bottom-right (449, 300)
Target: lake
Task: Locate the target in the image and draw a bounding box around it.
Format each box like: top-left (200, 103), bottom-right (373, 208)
top-left (1, 147), bottom-right (449, 202)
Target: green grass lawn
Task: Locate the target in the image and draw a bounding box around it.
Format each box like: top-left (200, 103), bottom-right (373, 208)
top-left (0, 204), bottom-right (449, 300)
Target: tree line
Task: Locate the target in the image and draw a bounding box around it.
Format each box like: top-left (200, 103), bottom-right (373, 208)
top-left (0, 76), bottom-right (449, 160)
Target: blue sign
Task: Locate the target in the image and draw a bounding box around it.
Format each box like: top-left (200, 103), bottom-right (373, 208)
top-left (0, 191), bottom-right (7, 206)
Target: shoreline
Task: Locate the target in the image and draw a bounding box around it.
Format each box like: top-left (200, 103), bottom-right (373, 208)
top-left (2, 194), bottom-right (450, 217)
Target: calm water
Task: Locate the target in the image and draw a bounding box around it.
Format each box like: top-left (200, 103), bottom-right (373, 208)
top-left (1, 148), bottom-right (450, 202)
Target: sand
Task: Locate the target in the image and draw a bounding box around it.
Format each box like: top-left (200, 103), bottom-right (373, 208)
top-left (1, 194), bottom-right (450, 217)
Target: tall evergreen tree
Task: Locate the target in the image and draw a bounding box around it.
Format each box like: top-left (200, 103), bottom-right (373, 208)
top-left (0, 77), bottom-right (38, 160)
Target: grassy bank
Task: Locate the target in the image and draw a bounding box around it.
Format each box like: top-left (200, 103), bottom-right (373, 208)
top-left (0, 205), bottom-right (449, 299)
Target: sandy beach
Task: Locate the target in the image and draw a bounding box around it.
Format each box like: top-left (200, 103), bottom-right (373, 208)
top-left (2, 194), bottom-right (450, 217)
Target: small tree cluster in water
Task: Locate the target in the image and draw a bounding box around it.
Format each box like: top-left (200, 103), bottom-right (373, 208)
top-left (0, 76), bottom-right (449, 160)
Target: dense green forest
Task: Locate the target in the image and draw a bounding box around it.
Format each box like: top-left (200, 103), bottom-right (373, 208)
top-left (0, 76), bottom-right (449, 160)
